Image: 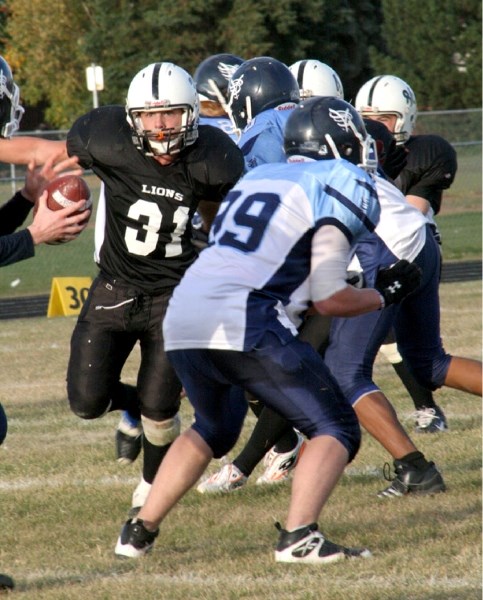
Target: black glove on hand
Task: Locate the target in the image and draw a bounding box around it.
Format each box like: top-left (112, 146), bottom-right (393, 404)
top-left (346, 270), bottom-right (365, 289)
top-left (375, 259), bottom-right (422, 306)
top-left (383, 140), bottom-right (408, 180)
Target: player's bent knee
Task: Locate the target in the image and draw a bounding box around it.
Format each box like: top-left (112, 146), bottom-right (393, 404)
top-left (207, 438), bottom-right (237, 459)
top-left (67, 384), bottom-right (113, 420)
top-left (401, 353), bottom-right (450, 391)
top-left (69, 399), bottom-right (112, 420)
top-left (191, 422), bottom-right (240, 459)
top-left (142, 414), bottom-right (181, 446)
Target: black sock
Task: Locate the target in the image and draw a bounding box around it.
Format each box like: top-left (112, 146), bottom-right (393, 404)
top-left (235, 406), bottom-right (293, 476)
top-left (392, 360), bottom-right (436, 410)
top-left (142, 437), bottom-right (171, 484)
top-left (113, 382), bottom-right (141, 419)
top-left (274, 428), bottom-right (300, 454)
top-left (399, 451), bottom-right (430, 470)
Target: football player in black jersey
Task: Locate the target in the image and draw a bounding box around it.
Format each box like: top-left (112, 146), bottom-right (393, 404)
top-left (112, 54), bottom-right (245, 462)
top-left (64, 62), bottom-right (244, 517)
top-left (356, 74), bottom-right (457, 433)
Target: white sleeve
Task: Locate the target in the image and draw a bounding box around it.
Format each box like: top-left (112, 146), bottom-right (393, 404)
top-left (94, 182), bottom-right (106, 264)
top-left (310, 224), bottom-right (351, 302)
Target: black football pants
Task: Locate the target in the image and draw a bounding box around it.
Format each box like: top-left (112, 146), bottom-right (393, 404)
top-left (67, 273), bottom-right (181, 422)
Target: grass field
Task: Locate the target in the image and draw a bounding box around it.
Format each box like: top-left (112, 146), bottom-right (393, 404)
top-left (0, 279), bottom-right (481, 599)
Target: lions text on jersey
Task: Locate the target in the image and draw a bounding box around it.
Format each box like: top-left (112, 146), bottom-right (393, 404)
top-left (67, 106), bottom-right (244, 294)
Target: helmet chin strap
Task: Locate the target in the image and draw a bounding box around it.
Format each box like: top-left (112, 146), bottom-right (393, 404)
top-left (207, 78), bottom-right (228, 111)
top-left (245, 96), bottom-right (253, 126)
top-left (209, 78), bottom-right (240, 141)
top-left (325, 129), bottom-right (377, 174)
top-left (324, 134), bottom-right (341, 159)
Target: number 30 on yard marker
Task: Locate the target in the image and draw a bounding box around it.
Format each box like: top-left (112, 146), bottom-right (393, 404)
top-left (47, 277), bottom-right (92, 318)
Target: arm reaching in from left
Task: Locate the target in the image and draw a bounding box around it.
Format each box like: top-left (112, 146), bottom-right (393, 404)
top-left (0, 137), bottom-right (67, 166)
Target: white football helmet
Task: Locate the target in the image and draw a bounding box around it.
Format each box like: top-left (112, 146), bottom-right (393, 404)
top-left (289, 60), bottom-right (344, 99)
top-left (126, 62), bottom-right (199, 156)
top-left (355, 75), bottom-right (417, 144)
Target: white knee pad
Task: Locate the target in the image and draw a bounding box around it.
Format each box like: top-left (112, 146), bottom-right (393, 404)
top-left (379, 342), bottom-right (402, 364)
top-left (141, 414), bottom-right (180, 446)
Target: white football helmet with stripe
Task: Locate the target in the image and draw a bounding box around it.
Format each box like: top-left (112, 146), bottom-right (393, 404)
top-left (355, 75), bottom-right (417, 144)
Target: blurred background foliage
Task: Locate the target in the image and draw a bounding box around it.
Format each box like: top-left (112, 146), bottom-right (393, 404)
top-left (0, 0), bottom-right (480, 128)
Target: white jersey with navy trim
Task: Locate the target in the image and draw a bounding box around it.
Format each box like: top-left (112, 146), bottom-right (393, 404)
top-left (349, 175), bottom-right (429, 274)
top-left (163, 158), bottom-right (379, 352)
top-left (238, 105), bottom-right (296, 171)
top-left (372, 175), bottom-right (428, 261)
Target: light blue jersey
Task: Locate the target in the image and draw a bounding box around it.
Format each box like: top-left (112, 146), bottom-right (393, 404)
top-left (164, 159), bottom-right (379, 352)
top-left (238, 105), bottom-right (296, 171)
top-left (199, 115), bottom-right (238, 142)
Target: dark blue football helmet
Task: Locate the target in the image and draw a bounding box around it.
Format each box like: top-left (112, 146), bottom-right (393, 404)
top-left (193, 53), bottom-right (244, 104)
top-left (227, 56), bottom-right (300, 130)
top-left (284, 96), bottom-right (377, 172)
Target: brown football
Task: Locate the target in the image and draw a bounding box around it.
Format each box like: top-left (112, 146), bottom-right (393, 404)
top-left (46, 175), bottom-right (92, 213)
top-left (42, 175), bottom-right (92, 245)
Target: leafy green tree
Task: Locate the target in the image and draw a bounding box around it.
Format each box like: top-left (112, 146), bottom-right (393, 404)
top-left (6, 0), bottom-right (91, 127)
top-left (81, 0), bottom-right (384, 104)
top-left (5, 0), bottom-right (478, 127)
top-left (216, 0), bottom-right (384, 101)
top-left (368, 0), bottom-right (482, 109)
top-left (0, 0), bottom-right (9, 54)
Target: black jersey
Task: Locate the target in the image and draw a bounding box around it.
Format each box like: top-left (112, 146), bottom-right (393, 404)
top-left (0, 192), bottom-right (35, 267)
top-left (395, 134), bottom-right (457, 215)
top-left (67, 105), bottom-right (244, 294)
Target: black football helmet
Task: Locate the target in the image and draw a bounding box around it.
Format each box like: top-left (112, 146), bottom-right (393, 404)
top-left (193, 53), bottom-right (244, 104)
top-left (227, 56), bottom-right (300, 130)
top-left (284, 96), bottom-right (377, 172)
top-left (0, 57), bottom-right (23, 138)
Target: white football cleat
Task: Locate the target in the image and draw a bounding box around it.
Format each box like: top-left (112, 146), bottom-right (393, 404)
top-left (256, 432), bottom-right (306, 485)
top-left (275, 522), bottom-right (372, 564)
top-left (197, 463), bottom-right (248, 494)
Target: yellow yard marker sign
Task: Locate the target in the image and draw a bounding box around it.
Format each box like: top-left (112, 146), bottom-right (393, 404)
top-left (47, 277), bottom-right (92, 317)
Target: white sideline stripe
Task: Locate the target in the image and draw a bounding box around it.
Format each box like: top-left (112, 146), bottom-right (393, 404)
top-left (0, 468), bottom-right (384, 490)
top-left (0, 474), bottom-right (139, 492)
top-left (344, 465), bottom-right (381, 477)
top-left (19, 570), bottom-right (479, 590)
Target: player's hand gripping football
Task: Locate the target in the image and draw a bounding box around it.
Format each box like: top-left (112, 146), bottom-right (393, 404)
top-left (375, 259), bottom-right (422, 306)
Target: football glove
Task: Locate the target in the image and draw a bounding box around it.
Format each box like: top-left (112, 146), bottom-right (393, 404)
top-left (382, 140), bottom-right (408, 180)
top-left (346, 270), bottom-right (365, 289)
top-left (375, 259), bottom-right (422, 306)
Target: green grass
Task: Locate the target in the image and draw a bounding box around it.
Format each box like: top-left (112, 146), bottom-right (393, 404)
top-left (0, 280), bottom-right (481, 599)
top-left (437, 212), bottom-right (482, 261)
top-left (0, 222), bottom-right (98, 298)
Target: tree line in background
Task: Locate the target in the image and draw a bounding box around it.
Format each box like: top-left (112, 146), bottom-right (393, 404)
top-left (0, 0), bottom-right (481, 129)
